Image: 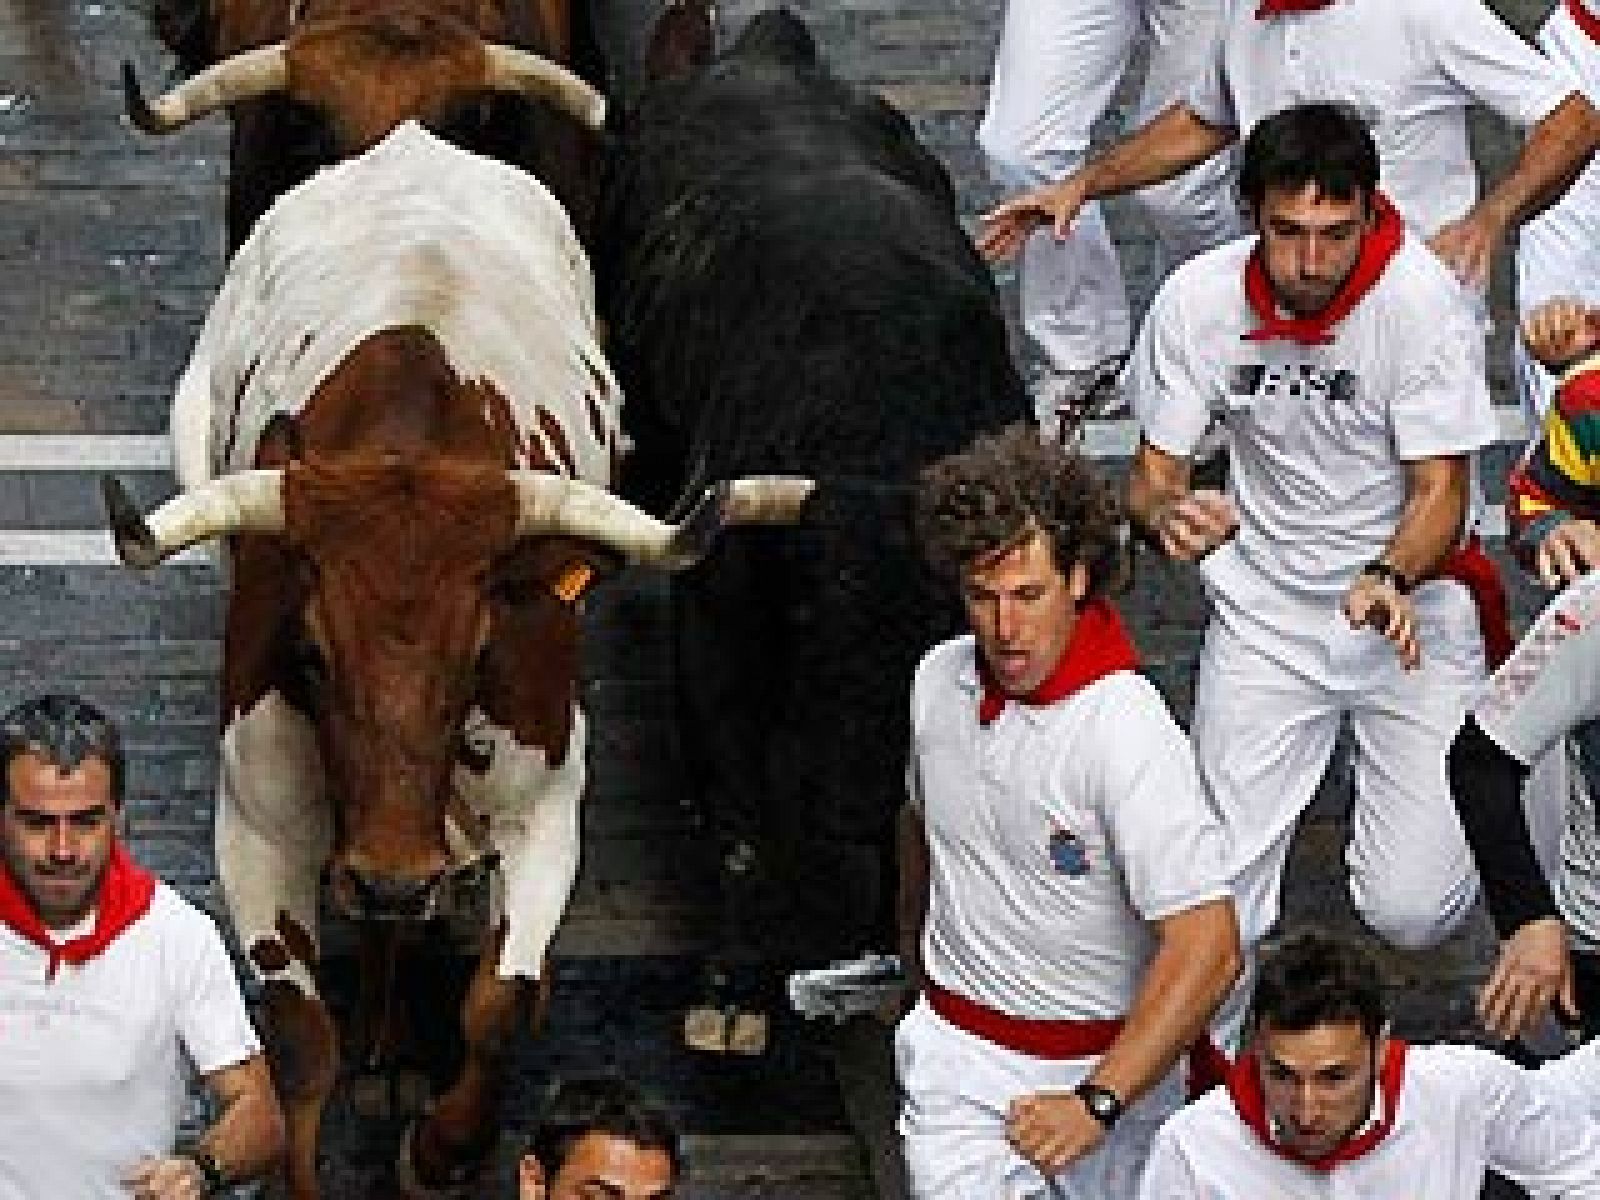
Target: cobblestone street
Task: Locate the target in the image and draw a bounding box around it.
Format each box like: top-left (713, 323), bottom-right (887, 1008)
top-left (0, 0), bottom-right (1568, 1194)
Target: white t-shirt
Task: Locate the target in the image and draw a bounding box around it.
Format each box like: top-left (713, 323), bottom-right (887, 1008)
top-left (1188, 0), bottom-right (1575, 238)
top-left (908, 636), bottom-right (1230, 1020)
top-left (0, 884), bottom-right (262, 1200)
top-left (1127, 233), bottom-right (1497, 608)
top-left (1535, 1034), bottom-right (1600, 1118)
top-left (1138, 1043), bottom-right (1600, 1198)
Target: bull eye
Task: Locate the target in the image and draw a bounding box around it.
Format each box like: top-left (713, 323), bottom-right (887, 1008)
top-left (294, 639), bottom-right (330, 696)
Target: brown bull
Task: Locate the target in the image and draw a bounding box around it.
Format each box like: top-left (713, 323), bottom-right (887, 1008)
top-left (144, 0), bottom-right (604, 251)
top-left (115, 26), bottom-right (809, 1198)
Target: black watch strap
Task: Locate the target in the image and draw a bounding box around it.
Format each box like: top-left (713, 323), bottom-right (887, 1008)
top-left (1360, 559), bottom-right (1414, 594)
top-left (1073, 1081), bottom-right (1124, 1129)
top-left (189, 1150), bottom-right (227, 1197)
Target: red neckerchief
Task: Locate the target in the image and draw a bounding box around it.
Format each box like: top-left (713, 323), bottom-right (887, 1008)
top-left (1227, 1040), bottom-right (1409, 1172)
top-left (1256, 0), bottom-right (1334, 15)
top-left (0, 841), bottom-right (156, 982)
top-left (1568, 0), bottom-right (1600, 45)
top-left (1242, 192), bottom-right (1404, 346)
top-left (977, 598), bottom-right (1140, 725)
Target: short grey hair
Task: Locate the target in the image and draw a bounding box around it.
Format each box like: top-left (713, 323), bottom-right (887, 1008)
top-left (0, 693), bottom-right (126, 807)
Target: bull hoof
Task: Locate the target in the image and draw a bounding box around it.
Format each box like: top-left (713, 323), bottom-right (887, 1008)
top-left (394, 1122), bottom-right (481, 1200)
top-left (682, 1005), bottom-right (769, 1055)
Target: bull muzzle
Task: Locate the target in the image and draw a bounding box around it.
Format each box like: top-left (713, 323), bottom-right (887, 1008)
top-left (328, 853), bottom-right (500, 922)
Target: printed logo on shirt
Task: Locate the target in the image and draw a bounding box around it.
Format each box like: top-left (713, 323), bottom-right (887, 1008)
top-left (1227, 364), bottom-right (1357, 408)
top-left (1047, 826), bottom-right (1091, 877)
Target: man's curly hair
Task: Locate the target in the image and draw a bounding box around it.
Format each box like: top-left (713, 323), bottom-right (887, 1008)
top-left (915, 424), bottom-right (1125, 598)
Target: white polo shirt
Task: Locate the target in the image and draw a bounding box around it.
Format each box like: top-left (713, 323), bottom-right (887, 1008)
top-left (908, 636), bottom-right (1230, 1021)
top-left (0, 884), bottom-right (262, 1200)
top-left (1188, 0), bottom-right (1575, 237)
top-left (1138, 1044), bottom-right (1600, 1198)
top-left (1127, 233), bottom-right (1497, 611)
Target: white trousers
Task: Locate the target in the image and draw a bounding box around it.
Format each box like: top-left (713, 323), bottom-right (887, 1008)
top-left (1516, 3), bottom-right (1600, 421)
top-left (895, 998), bottom-right (1180, 1199)
top-left (1193, 583), bottom-right (1485, 1047)
top-left (978, 0), bottom-right (1241, 378)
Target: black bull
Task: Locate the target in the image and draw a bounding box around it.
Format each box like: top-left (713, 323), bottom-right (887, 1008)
top-left (596, 6), bottom-right (1028, 1009)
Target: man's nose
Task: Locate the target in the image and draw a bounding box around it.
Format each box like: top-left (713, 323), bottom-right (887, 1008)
top-left (1291, 1084), bottom-right (1324, 1127)
top-left (1300, 236), bottom-right (1332, 278)
top-left (994, 596), bottom-right (1021, 643)
top-left (47, 821), bottom-right (77, 862)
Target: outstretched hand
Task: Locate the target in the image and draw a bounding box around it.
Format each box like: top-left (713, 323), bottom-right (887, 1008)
top-left (976, 176), bottom-right (1091, 263)
top-left (1478, 916), bottom-right (1579, 1042)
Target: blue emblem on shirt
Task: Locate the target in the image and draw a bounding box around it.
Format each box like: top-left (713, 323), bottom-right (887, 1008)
top-left (1048, 826), bottom-right (1090, 877)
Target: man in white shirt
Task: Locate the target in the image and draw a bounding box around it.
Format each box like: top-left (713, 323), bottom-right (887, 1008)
top-left (978, 0), bottom-right (1600, 294)
top-left (1119, 106), bottom-right (1500, 1045)
top-left (896, 424), bottom-right (1241, 1197)
top-left (1517, 0), bottom-right (1600, 420)
top-left (0, 693), bottom-right (283, 1200)
top-left (1139, 931), bottom-right (1600, 1198)
top-left (977, 0), bottom-right (1242, 433)
top-left (518, 1077), bottom-right (680, 1200)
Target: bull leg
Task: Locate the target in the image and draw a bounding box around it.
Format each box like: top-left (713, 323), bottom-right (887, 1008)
top-left (403, 927), bottom-right (532, 1192)
top-left (673, 551), bottom-right (786, 1048)
top-left (216, 693), bottom-right (332, 1198)
top-left (261, 978), bottom-right (340, 1200)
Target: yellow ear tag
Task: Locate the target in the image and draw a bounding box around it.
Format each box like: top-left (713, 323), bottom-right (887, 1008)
top-left (551, 562), bottom-right (596, 606)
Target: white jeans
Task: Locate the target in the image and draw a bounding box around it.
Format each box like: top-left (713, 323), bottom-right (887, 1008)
top-left (1193, 581), bottom-right (1485, 1049)
top-left (978, 0), bottom-right (1241, 378)
top-left (895, 998), bottom-right (1180, 1198)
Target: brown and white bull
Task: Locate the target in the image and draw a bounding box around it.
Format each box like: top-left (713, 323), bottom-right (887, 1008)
top-left (111, 33), bottom-right (807, 1198)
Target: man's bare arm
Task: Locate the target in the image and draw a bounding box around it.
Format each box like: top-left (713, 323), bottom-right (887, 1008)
top-left (198, 1054), bottom-right (286, 1185)
top-left (1376, 454), bottom-right (1471, 584)
top-left (1007, 899), bottom-right (1240, 1175)
top-left (1128, 438), bottom-right (1238, 563)
top-left (1341, 453), bottom-right (1469, 670)
top-left (978, 105), bottom-right (1236, 261)
top-left (1432, 93), bottom-right (1600, 287)
top-left (896, 802), bottom-right (930, 992)
top-left (1083, 899), bottom-right (1241, 1105)
top-left (122, 1055), bottom-right (284, 1199)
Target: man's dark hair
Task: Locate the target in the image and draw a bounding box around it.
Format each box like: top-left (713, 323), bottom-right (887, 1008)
top-left (1238, 103), bottom-right (1380, 217)
top-left (0, 693), bottom-right (126, 807)
top-left (915, 423), bottom-right (1125, 597)
top-left (1251, 930), bottom-right (1387, 1041)
top-left (527, 1076), bottom-right (683, 1180)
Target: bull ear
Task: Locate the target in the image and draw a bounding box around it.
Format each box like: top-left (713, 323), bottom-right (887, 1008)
top-left (644, 0), bottom-right (714, 83)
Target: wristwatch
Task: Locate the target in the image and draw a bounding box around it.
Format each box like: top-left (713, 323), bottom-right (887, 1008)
top-left (188, 1150), bottom-right (227, 1197)
top-left (1073, 1081), bottom-right (1125, 1130)
top-left (1359, 559), bottom-right (1415, 594)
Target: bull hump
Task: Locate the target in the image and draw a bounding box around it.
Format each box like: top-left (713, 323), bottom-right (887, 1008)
top-left (190, 122), bottom-right (622, 484)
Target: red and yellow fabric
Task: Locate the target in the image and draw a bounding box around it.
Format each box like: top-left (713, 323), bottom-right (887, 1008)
top-left (1508, 351), bottom-right (1600, 566)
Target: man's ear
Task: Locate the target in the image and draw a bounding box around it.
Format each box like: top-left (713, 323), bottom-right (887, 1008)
top-left (518, 1154), bottom-right (547, 1200)
top-left (1066, 560), bottom-right (1091, 605)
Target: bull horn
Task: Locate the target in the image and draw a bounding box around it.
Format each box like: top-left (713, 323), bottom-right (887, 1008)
top-left (103, 470), bottom-right (287, 568)
top-left (122, 46), bottom-right (289, 135)
top-left (482, 44), bottom-right (606, 131)
top-left (511, 473), bottom-right (814, 569)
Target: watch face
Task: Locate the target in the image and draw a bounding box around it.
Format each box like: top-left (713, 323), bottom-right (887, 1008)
top-left (1077, 1084), bottom-right (1122, 1125)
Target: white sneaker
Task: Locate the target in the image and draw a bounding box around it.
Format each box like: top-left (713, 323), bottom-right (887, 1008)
top-left (787, 952), bottom-right (909, 1022)
top-left (1032, 353), bottom-right (1128, 443)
